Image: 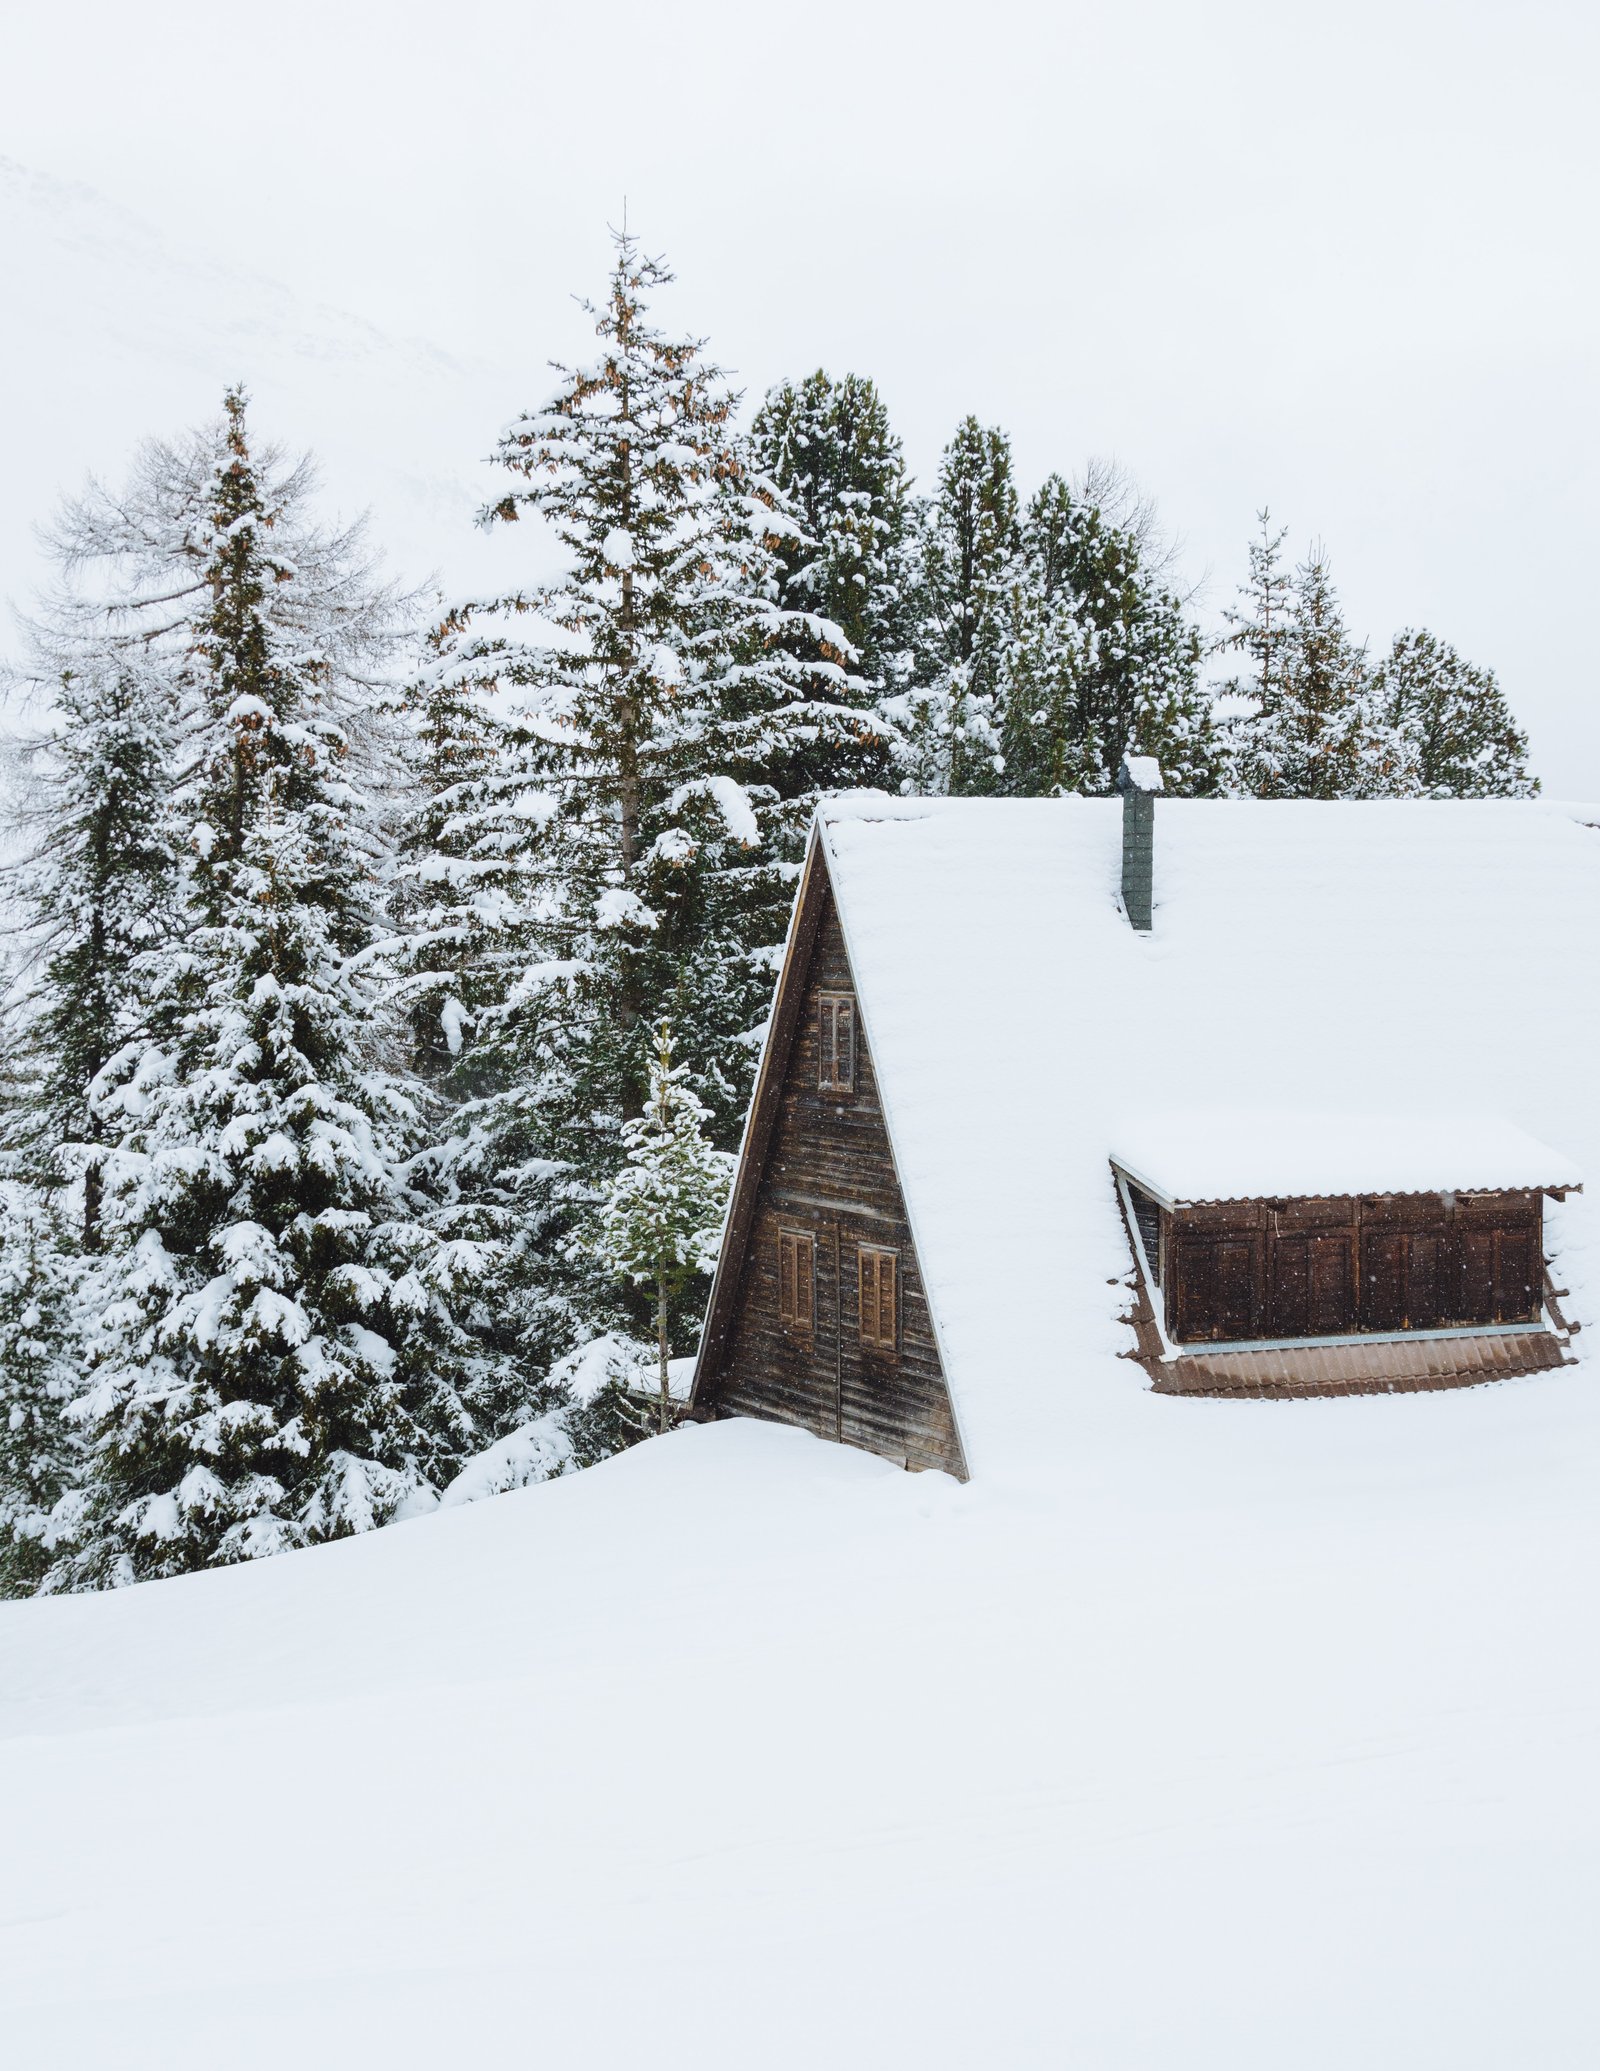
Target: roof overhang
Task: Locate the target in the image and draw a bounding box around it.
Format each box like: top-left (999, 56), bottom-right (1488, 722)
top-left (1110, 1112), bottom-right (1581, 1211)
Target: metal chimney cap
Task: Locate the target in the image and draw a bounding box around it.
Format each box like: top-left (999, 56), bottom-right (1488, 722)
top-left (1118, 753), bottom-right (1165, 795)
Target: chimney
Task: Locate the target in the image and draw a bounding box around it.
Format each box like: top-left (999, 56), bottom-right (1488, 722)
top-left (1117, 753), bottom-right (1163, 932)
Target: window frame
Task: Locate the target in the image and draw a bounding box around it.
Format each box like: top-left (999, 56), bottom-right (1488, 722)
top-left (777, 1226), bottom-right (816, 1336)
top-left (858, 1243), bottom-right (899, 1354)
top-left (817, 991), bottom-right (857, 1096)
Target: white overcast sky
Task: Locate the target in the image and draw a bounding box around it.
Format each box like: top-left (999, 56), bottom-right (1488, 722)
top-left (3, 0), bottom-right (1597, 787)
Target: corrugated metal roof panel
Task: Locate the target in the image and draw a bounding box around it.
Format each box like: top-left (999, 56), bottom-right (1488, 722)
top-left (1151, 1328), bottom-right (1568, 1398)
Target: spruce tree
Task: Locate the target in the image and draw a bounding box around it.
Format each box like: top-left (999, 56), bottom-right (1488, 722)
top-left (0, 1182), bottom-right (79, 1595)
top-left (896, 418), bottom-right (1019, 795)
top-left (1221, 525), bottom-right (1374, 798)
top-left (1372, 628), bottom-right (1536, 797)
top-left (584, 1021), bottom-right (733, 1434)
top-left (1220, 509), bottom-right (1294, 711)
top-left (46, 391), bottom-right (505, 1587)
top-left (414, 230), bottom-right (859, 1377)
top-left (5, 650), bottom-right (179, 1248)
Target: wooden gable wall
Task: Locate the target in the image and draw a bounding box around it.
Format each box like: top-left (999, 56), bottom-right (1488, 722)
top-left (691, 847), bottom-right (966, 1479)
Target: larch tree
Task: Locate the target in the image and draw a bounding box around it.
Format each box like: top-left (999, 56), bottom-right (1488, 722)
top-left (1372, 628), bottom-right (1536, 797)
top-left (45, 390), bottom-right (509, 1588)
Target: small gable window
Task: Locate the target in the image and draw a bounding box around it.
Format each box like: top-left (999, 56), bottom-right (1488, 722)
top-left (818, 992), bottom-right (856, 1094)
top-left (858, 1244), bottom-right (898, 1351)
top-left (777, 1228), bottom-right (815, 1335)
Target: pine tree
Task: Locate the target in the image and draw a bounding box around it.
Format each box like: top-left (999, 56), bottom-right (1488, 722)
top-left (422, 229), bottom-right (860, 1377)
top-left (749, 368), bottom-right (911, 733)
top-left (1372, 628), bottom-right (1536, 797)
top-left (0, 1182), bottom-right (80, 1595)
top-left (45, 391), bottom-right (507, 1588)
top-left (583, 1022), bottom-right (733, 1435)
top-left (895, 418), bottom-right (1019, 795)
top-left (998, 475), bottom-right (1219, 797)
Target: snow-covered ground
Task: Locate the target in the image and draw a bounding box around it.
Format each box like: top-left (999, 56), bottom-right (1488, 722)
top-left (4, 1365), bottom-right (1597, 2067)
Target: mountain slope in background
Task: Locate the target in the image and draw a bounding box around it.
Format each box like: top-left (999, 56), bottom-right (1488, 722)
top-left (0, 154), bottom-right (524, 620)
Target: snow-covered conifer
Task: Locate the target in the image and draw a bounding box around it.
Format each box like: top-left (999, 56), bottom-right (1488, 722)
top-left (4, 648), bottom-right (179, 1247)
top-left (45, 391), bottom-right (506, 1588)
top-left (749, 369), bottom-right (910, 741)
top-left (0, 1183), bottom-right (80, 1595)
top-left (425, 230), bottom-right (860, 1370)
top-left (1221, 525), bottom-right (1374, 798)
top-left (999, 475), bottom-right (1219, 796)
top-left (583, 1021), bottom-right (733, 1434)
top-left (895, 418), bottom-right (1019, 795)
top-left (1372, 628), bottom-right (1536, 798)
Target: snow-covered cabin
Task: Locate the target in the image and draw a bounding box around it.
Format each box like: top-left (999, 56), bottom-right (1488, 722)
top-left (689, 784), bottom-right (1592, 1479)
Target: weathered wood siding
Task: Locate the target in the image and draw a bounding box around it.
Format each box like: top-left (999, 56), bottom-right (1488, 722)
top-left (700, 886), bottom-right (965, 1478)
top-left (1164, 1190), bottom-right (1545, 1344)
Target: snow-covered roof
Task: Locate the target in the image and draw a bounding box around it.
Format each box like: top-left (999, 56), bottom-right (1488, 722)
top-left (816, 794), bottom-right (1600, 1476)
top-left (1111, 1111), bottom-right (1579, 1207)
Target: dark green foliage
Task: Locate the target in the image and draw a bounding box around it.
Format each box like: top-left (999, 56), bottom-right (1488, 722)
top-left (403, 232), bottom-right (860, 1389)
top-left (1373, 628), bottom-right (1537, 798)
top-left (0, 1185), bottom-right (78, 1596)
top-left (897, 417), bottom-right (1019, 795)
top-left (999, 475), bottom-right (1221, 797)
top-left (750, 370), bottom-right (911, 764)
top-left (1222, 525), bottom-right (1373, 798)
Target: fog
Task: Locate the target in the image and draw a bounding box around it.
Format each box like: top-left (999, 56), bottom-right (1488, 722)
top-left (3, 0), bottom-right (1595, 785)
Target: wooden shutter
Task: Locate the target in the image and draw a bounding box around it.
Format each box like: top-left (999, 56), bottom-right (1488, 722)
top-left (858, 1245), bottom-right (898, 1350)
top-left (1307, 1233), bottom-right (1354, 1335)
top-left (1269, 1234), bottom-right (1310, 1336)
top-left (1492, 1226), bottom-right (1537, 1323)
top-left (777, 1229), bottom-right (815, 1334)
top-left (1360, 1229), bottom-right (1408, 1331)
top-left (1458, 1229), bottom-right (1495, 1324)
top-left (817, 994), bottom-right (856, 1093)
top-left (836, 998), bottom-right (855, 1090)
top-left (1175, 1234), bottom-right (1259, 1341)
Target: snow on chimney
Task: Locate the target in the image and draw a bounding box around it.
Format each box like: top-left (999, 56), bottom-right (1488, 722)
top-left (1116, 754), bottom-right (1163, 932)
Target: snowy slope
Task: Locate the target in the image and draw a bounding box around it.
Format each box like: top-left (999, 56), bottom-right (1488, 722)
top-left (3, 1377), bottom-right (1599, 2067)
top-left (0, 156), bottom-right (529, 623)
top-left (5, 793), bottom-right (1600, 2064)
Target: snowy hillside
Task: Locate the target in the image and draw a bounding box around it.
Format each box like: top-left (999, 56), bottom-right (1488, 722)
top-left (4, 1372), bottom-right (1598, 2067)
top-left (0, 156), bottom-right (524, 620)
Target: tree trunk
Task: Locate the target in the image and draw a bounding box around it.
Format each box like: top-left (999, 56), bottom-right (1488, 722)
top-left (656, 1267), bottom-right (671, 1435)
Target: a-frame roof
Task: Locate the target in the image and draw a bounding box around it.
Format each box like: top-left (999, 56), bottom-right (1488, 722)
top-left (697, 793), bottom-right (1598, 1477)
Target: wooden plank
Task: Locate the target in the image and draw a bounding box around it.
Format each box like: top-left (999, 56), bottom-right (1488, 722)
top-left (691, 846), bottom-right (966, 1480)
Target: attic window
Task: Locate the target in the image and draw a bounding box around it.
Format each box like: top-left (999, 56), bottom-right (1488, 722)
top-left (818, 992), bottom-right (855, 1094)
top-left (777, 1228), bottom-right (814, 1335)
top-left (858, 1244), bottom-right (898, 1351)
